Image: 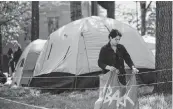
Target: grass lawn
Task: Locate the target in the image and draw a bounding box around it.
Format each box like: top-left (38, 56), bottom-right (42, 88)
top-left (0, 85), bottom-right (172, 109)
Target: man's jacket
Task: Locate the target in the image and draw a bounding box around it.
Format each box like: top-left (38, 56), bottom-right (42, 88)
top-left (98, 42), bottom-right (134, 74)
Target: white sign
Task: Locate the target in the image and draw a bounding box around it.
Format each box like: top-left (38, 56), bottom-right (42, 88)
top-left (103, 85), bottom-right (134, 108)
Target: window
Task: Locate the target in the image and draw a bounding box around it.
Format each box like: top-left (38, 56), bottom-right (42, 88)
top-left (47, 17), bottom-right (59, 35)
top-left (20, 58), bottom-right (25, 67)
top-left (47, 44), bottom-right (53, 60)
top-left (63, 46), bottom-right (70, 60)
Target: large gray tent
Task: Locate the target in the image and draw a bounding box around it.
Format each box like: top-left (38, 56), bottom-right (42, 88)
top-left (30, 16), bottom-right (155, 91)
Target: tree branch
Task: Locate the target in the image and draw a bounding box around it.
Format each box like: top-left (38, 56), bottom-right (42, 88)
top-left (146, 1), bottom-right (152, 11)
top-left (0, 9), bottom-right (29, 25)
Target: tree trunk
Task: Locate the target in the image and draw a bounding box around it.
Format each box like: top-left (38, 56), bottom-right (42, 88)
top-left (155, 1), bottom-right (172, 94)
top-left (0, 25), bottom-right (2, 72)
top-left (91, 1), bottom-right (98, 16)
top-left (97, 1), bottom-right (115, 19)
top-left (31, 1), bottom-right (39, 41)
top-left (107, 1), bottom-right (115, 19)
top-left (70, 1), bottom-right (82, 21)
top-left (140, 1), bottom-right (147, 36)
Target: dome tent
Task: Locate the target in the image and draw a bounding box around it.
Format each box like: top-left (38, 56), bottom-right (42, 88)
top-left (12, 39), bottom-right (47, 87)
top-left (30, 16), bottom-right (155, 92)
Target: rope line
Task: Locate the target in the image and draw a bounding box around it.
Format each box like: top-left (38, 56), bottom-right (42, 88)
top-left (0, 96), bottom-right (50, 109)
top-left (0, 68), bottom-right (171, 89)
top-left (7, 68), bottom-right (172, 79)
top-left (17, 80), bottom-right (172, 90)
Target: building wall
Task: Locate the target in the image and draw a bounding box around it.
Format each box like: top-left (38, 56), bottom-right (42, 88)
top-left (39, 3), bottom-right (72, 39)
top-left (39, 1), bottom-right (91, 40)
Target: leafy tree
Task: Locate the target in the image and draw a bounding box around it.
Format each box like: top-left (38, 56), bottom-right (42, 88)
top-left (0, 1), bottom-right (31, 71)
top-left (115, 2), bottom-right (156, 36)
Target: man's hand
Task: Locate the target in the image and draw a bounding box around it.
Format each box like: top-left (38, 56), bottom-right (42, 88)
top-left (106, 66), bottom-right (117, 72)
top-left (132, 66), bottom-right (139, 74)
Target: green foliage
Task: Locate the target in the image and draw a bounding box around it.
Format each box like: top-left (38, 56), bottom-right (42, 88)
top-left (146, 6), bottom-right (156, 36)
top-left (116, 2), bottom-right (156, 36)
top-left (0, 1), bottom-right (31, 45)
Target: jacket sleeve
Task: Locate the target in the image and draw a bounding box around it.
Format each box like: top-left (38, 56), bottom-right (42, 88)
top-left (122, 45), bottom-right (135, 69)
top-left (98, 47), bottom-right (107, 70)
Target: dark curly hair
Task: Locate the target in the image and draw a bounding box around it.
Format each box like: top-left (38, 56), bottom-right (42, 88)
top-left (108, 29), bottom-right (122, 39)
